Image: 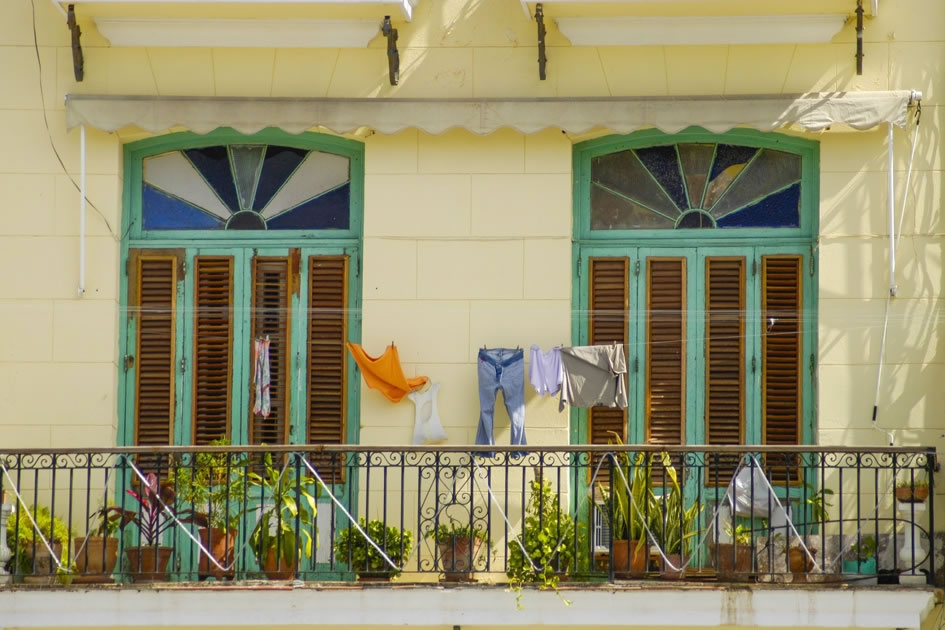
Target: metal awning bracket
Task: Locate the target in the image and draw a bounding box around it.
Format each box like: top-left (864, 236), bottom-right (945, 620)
top-left (535, 3), bottom-right (546, 81)
top-left (67, 4), bottom-right (84, 82)
top-left (381, 16), bottom-right (399, 86)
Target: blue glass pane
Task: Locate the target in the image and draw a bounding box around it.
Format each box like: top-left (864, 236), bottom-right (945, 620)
top-left (716, 183), bottom-right (800, 228)
top-left (184, 146), bottom-right (239, 213)
top-left (635, 146), bottom-right (688, 211)
top-left (253, 146), bottom-right (309, 211)
top-left (267, 183), bottom-right (350, 230)
top-left (142, 184), bottom-right (224, 230)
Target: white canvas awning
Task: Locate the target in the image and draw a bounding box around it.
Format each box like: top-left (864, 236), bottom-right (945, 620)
top-left (65, 91), bottom-right (921, 136)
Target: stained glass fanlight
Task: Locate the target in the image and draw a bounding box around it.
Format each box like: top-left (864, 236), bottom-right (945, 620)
top-left (142, 144), bottom-right (351, 230)
top-left (590, 143), bottom-right (802, 230)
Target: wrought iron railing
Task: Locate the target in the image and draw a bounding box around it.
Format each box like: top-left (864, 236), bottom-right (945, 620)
top-left (0, 445), bottom-right (936, 586)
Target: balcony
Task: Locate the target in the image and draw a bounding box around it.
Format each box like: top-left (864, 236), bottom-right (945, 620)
top-left (0, 445), bottom-right (938, 628)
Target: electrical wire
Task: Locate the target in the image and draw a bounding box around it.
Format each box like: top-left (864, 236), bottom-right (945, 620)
top-left (29, 0), bottom-right (119, 242)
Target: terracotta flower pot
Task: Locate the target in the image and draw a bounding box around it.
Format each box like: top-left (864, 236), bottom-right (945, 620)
top-left (895, 485), bottom-right (929, 503)
top-left (716, 542), bottom-right (752, 581)
top-left (261, 545), bottom-right (299, 580)
top-left (611, 539), bottom-right (647, 578)
top-left (125, 546), bottom-right (173, 583)
top-left (660, 552), bottom-right (686, 580)
top-left (74, 536), bottom-right (118, 576)
top-left (437, 535), bottom-right (484, 582)
top-left (198, 527), bottom-right (236, 580)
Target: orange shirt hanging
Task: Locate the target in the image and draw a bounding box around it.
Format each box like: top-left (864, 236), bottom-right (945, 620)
top-left (346, 343), bottom-right (428, 403)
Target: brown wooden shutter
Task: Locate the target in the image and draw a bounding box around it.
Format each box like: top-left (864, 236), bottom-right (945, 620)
top-left (645, 258), bottom-right (686, 446)
top-left (704, 257), bottom-right (745, 486)
top-left (705, 258), bottom-right (745, 446)
top-left (307, 256), bottom-right (348, 483)
top-left (192, 256), bottom-right (234, 445)
top-left (762, 256), bottom-right (803, 482)
top-left (130, 251), bottom-right (180, 447)
top-left (249, 256), bottom-right (294, 445)
top-left (762, 256), bottom-right (803, 444)
top-left (588, 258), bottom-right (629, 446)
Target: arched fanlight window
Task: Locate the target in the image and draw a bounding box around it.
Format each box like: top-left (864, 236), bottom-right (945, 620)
top-left (590, 143), bottom-right (801, 230)
top-left (141, 144), bottom-right (351, 230)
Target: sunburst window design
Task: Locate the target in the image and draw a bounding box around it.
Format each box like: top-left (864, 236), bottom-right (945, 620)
top-left (590, 143), bottom-right (802, 230)
top-left (141, 144), bottom-right (351, 230)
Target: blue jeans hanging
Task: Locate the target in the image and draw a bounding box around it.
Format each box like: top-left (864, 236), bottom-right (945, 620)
top-left (474, 348), bottom-right (527, 456)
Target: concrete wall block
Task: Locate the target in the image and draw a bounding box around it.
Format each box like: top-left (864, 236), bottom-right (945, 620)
top-left (364, 174), bottom-right (470, 237)
top-left (0, 174), bottom-right (56, 236)
top-left (555, 47), bottom-right (610, 97)
top-left (418, 129), bottom-right (525, 175)
top-left (52, 299), bottom-right (118, 363)
top-left (598, 46), bottom-right (668, 96)
top-left (470, 174), bottom-right (571, 237)
top-left (0, 301), bottom-right (54, 362)
top-left (524, 238), bottom-right (572, 300)
top-left (148, 47), bottom-right (216, 96)
top-left (213, 48), bottom-right (275, 97)
top-left (819, 170), bottom-right (888, 237)
top-left (362, 238), bottom-right (417, 299)
top-left (271, 49), bottom-right (338, 98)
top-left (417, 240), bottom-right (523, 300)
top-left (467, 300), bottom-right (570, 361)
top-left (724, 45), bottom-right (794, 95)
top-left (665, 46), bottom-right (727, 96)
top-left (365, 129), bottom-right (419, 174)
top-left (472, 48), bottom-right (556, 98)
top-left (360, 300), bottom-right (469, 364)
top-left (524, 129), bottom-right (572, 174)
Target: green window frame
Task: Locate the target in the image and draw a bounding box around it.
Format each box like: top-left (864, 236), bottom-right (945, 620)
top-left (571, 128), bottom-right (819, 452)
top-left (116, 129), bottom-right (363, 451)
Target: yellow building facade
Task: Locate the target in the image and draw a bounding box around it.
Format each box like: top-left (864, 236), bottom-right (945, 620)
top-left (0, 0), bottom-right (943, 628)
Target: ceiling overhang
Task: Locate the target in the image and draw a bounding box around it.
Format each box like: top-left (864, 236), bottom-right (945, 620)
top-left (58, 0), bottom-right (420, 22)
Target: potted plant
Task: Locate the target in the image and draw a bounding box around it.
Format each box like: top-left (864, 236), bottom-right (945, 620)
top-left (895, 478), bottom-right (929, 503)
top-left (245, 453), bottom-right (318, 580)
top-left (5, 503), bottom-right (73, 583)
top-left (74, 503), bottom-right (122, 581)
top-left (114, 472), bottom-right (178, 582)
top-left (596, 440), bottom-right (653, 578)
top-left (717, 523), bottom-right (753, 580)
top-left (842, 535), bottom-right (877, 583)
top-left (652, 459), bottom-right (701, 580)
top-left (508, 478), bottom-right (587, 592)
top-left (172, 442), bottom-right (247, 580)
top-left (425, 519), bottom-right (490, 582)
top-left (334, 518), bottom-right (414, 581)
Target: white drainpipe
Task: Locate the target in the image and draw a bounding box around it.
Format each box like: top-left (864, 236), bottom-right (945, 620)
top-left (78, 124), bottom-right (86, 298)
top-left (887, 122), bottom-right (897, 297)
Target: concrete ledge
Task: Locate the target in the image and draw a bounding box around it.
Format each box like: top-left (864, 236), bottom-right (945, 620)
top-left (0, 583), bottom-right (937, 629)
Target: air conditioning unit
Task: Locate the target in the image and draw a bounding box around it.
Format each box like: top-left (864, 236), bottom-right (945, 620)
top-left (592, 501), bottom-right (612, 553)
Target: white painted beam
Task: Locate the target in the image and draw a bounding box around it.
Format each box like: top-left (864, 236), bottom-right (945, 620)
top-left (94, 17), bottom-right (380, 48)
top-left (0, 585), bottom-right (936, 629)
top-left (63, 0), bottom-right (419, 22)
top-left (556, 14), bottom-right (847, 46)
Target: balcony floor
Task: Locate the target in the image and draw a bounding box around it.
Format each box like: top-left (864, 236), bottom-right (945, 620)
top-left (0, 581), bottom-right (938, 630)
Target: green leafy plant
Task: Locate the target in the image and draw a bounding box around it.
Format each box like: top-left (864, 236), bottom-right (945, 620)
top-left (595, 436), bottom-right (655, 544)
top-left (5, 504), bottom-right (74, 575)
top-left (653, 459), bottom-right (702, 557)
top-left (507, 478), bottom-right (587, 595)
top-left (803, 483), bottom-right (834, 525)
top-left (172, 439), bottom-right (247, 533)
top-left (334, 518), bottom-right (414, 578)
top-left (87, 501), bottom-right (123, 538)
top-left (245, 453), bottom-right (318, 576)
top-left (724, 523), bottom-right (752, 546)
top-left (850, 535), bottom-right (877, 561)
top-left (425, 520), bottom-right (489, 546)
